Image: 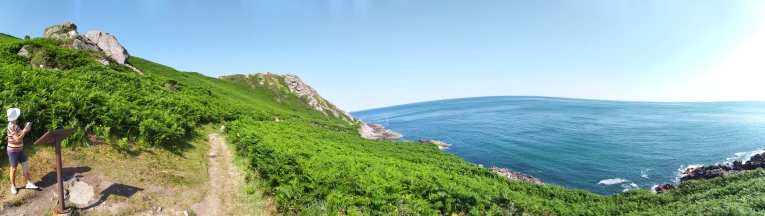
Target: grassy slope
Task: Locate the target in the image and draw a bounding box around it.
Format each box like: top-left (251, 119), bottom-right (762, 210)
top-left (2, 32), bottom-right (764, 215)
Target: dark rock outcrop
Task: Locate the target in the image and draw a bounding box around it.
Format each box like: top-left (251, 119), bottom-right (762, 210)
top-left (733, 152), bottom-right (765, 170)
top-left (489, 166), bottom-right (542, 184)
top-left (681, 152), bottom-right (765, 182)
top-left (653, 184), bottom-right (676, 194)
top-left (680, 165), bottom-right (739, 181)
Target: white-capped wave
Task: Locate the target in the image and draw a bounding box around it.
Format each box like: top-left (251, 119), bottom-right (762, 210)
top-left (641, 169), bottom-right (652, 179)
top-left (623, 182), bottom-right (639, 192)
top-left (598, 178), bottom-right (641, 192)
top-left (650, 184), bottom-right (660, 194)
top-left (674, 164), bottom-right (704, 183)
top-left (598, 178), bottom-right (627, 185)
top-left (717, 149), bottom-right (765, 166)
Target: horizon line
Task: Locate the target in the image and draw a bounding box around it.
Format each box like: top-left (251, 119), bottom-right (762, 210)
top-left (350, 95), bottom-right (765, 113)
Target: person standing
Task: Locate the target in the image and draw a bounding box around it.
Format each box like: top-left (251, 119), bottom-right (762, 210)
top-left (7, 108), bottom-right (38, 194)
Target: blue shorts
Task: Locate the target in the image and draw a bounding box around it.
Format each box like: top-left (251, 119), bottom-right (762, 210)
top-left (7, 151), bottom-right (27, 168)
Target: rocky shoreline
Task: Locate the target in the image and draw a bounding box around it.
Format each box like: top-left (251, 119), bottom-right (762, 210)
top-left (488, 166), bottom-right (543, 184)
top-left (357, 123), bottom-right (542, 185)
top-left (680, 151), bottom-right (765, 181)
top-left (653, 150), bottom-right (765, 193)
top-left (358, 122), bottom-right (402, 140)
top-left (402, 139), bottom-right (453, 149)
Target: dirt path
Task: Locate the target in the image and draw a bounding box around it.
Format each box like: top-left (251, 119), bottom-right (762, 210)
top-left (191, 133), bottom-right (236, 215)
top-left (1, 132), bottom-right (260, 215)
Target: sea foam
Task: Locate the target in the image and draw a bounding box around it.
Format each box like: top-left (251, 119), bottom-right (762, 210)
top-left (598, 178), bottom-right (627, 185)
top-left (641, 169), bottom-right (651, 179)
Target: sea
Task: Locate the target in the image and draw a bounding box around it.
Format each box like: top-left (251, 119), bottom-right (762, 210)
top-left (350, 96), bottom-right (765, 195)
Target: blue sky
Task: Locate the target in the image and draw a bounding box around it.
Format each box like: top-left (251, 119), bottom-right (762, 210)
top-left (2, 1), bottom-right (765, 111)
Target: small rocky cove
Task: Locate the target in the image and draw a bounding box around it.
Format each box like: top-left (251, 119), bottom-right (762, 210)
top-left (359, 124), bottom-right (543, 185)
top-left (652, 150), bottom-right (765, 193)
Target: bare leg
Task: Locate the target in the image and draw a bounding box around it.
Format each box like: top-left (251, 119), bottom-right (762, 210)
top-left (10, 166), bottom-right (16, 188)
top-left (21, 162), bottom-right (31, 183)
top-left (23, 171), bottom-right (31, 184)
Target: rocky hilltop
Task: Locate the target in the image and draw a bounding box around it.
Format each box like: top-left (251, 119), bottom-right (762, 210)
top-left (32, 22), bottom-right (142, 74)
top-left (219, 73), bottom-right (400, 140)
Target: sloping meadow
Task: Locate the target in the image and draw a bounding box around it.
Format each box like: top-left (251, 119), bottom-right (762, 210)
top-left (2, 33), bottom-right (765, 215)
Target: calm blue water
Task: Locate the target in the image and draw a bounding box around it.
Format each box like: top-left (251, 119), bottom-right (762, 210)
top-left (351, 96), bottom-right (765, 195)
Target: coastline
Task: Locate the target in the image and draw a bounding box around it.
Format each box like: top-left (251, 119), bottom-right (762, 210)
top-left (654, 149), bottom-right (765, 193)
top-left (358, 123), bottom-right (543, 184)
top-left (358, 121), bottom-right (402, 140)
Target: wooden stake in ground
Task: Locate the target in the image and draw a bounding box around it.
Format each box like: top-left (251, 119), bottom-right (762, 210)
top-left (34, 128), bottom-right (77, 215)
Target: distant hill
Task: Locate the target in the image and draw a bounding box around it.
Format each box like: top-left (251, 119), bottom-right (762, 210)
top-left (2, 23), bottom-right (765, 215)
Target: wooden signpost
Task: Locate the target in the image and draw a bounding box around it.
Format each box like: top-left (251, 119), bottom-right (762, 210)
top-left (34, 128), bottom-right (77, 215)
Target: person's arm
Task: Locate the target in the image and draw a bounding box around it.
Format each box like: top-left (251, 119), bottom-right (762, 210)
top-left (9, 126), bottom-right (28, 142)
top-left (19, 127), bottom-right (29, 140)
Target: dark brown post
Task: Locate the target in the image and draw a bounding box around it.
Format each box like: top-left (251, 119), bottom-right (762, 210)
top-left (33, 128), bottom-right (77, 215)
top-left (54, 136), bottom-right (66, 213)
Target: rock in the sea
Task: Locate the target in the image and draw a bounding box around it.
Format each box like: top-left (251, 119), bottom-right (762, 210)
top-left (733, 152), bottom-right (765, 170)
top-left (682, 152), bottom-right (765, 182)
top-left (489, 166), bottom-right (542, 184)
top-left (83, 31), bottom-right (130, 64)
top-left (680, 165), bottom-right (738, 181)
top-left (654, 184), bottom-right (676, 194)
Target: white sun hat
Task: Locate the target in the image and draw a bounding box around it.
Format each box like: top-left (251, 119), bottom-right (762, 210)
top-left (7, 108), bottom-right (21, 121)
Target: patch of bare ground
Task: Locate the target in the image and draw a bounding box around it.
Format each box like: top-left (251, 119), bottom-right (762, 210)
top-left (1, 130), bottom-right (210, 215)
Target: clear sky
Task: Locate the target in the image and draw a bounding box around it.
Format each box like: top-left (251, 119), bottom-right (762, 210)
top-left (2, 1), bottom-right (765, 111)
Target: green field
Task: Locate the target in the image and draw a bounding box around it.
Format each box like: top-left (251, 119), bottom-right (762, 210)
top-left (2, 32), bottom-right (764, 215)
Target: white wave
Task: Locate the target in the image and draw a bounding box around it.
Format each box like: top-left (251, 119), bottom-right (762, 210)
top-left (641, 169), bottom-right (652, 179)
top-left (719, 149), bottom-right (765, 165)
top-left (674, 164), bottom-right (704, 183)
top-left (622, 182), bottom-right (639, 192)
top-left (598, 178), bottom-right (627, 185)
top-left (674, 149), bottom-right (765, 183)
top-left (650, 184), bottom-right (660, 194)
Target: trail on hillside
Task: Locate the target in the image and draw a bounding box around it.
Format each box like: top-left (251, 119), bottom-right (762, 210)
top-left (192, 133), bottom-right (235, 215)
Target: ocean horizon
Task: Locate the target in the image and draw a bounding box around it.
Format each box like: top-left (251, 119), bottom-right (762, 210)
top-left (351, 96), bottom-right (765, 195)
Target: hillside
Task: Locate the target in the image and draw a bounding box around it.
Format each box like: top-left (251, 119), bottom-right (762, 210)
top-left (2, 25), bottom-right (765, 215)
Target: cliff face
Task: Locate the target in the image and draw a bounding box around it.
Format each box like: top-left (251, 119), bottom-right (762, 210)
top-left (219, 73), bottom-right (400, 140)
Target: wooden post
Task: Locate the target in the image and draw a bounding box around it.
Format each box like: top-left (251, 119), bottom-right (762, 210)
top-left (54, 136), bottom-right (67, 214)
top-left (34, 128), bottom-right (77, 215)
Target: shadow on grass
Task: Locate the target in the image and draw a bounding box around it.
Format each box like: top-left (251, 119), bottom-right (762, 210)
top-left (157, 130), bottom-right (203, 158)
top-left (107, 129), bottom-right (201, 158)
top-left (79, 183), bottom-right (144, 211)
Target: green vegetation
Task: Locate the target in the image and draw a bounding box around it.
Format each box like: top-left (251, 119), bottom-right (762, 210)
top-left (2, 32), bottom-right (765, 215)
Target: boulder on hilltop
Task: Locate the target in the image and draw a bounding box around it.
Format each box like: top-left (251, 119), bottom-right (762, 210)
top-left (41, 22), bottom-right (143, 75)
